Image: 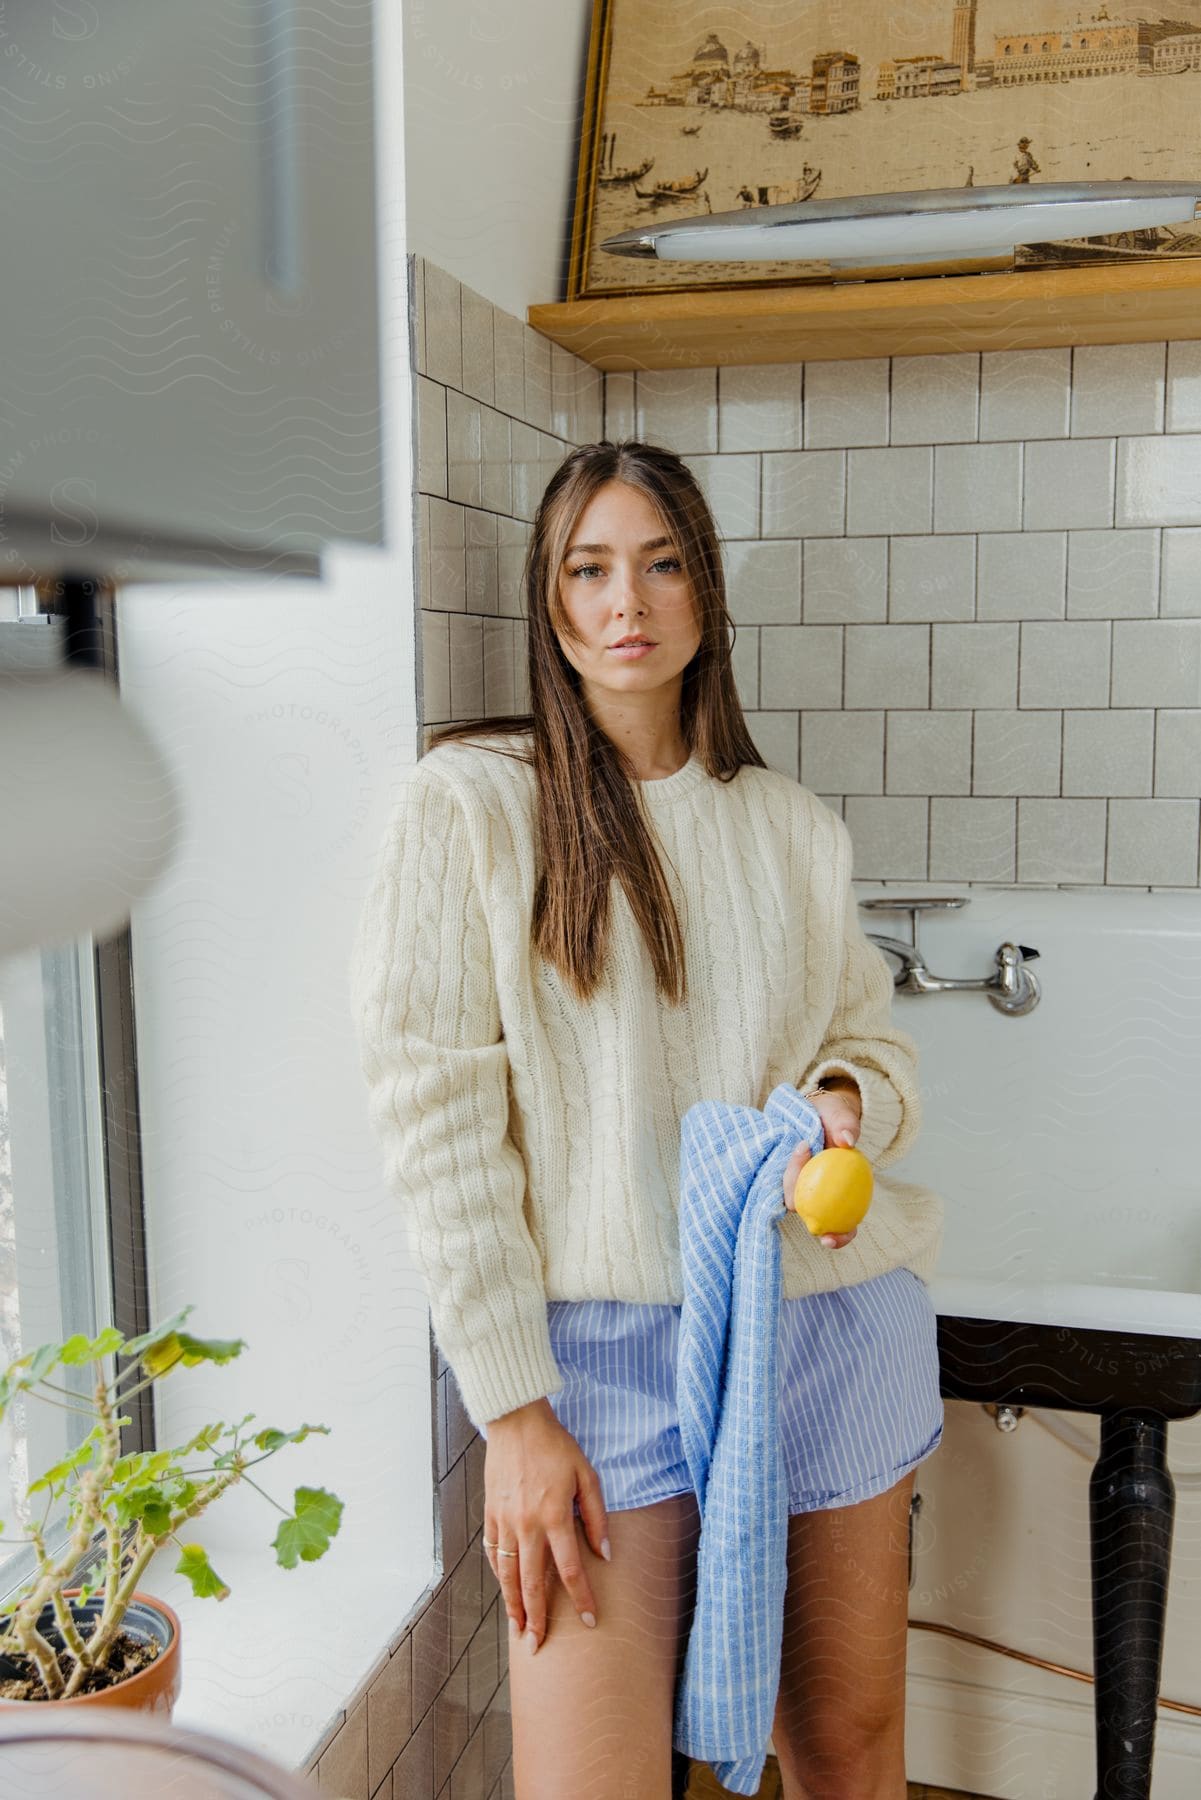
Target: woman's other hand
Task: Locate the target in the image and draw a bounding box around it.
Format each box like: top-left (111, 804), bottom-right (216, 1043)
top-left (784, 1077), bottom-right (863, 1249)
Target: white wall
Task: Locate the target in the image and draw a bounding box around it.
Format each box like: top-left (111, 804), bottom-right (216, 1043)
top-left (111, 0), bottom-right (432, 1768)
top-left (402, 0), bottom-right (594, 317)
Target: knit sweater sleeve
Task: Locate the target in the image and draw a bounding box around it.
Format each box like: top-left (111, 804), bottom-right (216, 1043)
top-left (800, 812), bottom-right (923, 1169)
top-left (347, 763), bottom-right (563, 1427)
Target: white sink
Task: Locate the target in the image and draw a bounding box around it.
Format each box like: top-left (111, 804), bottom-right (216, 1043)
top-left (863, 884), bottom-right (1201, 1341)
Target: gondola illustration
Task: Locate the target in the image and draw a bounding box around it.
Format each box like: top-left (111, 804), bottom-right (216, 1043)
top-left (736, 166), bottom-right (822, 207)
top-left (596, 132), bottom-right (655, 186)
top-left (681, 120), bottom-right (703, 134)
top-left (768, 112), bottom-right (803, 138)
top-left (633, 166), bottom-right (709, 199)
top-left (598, 154), bottom-right (655, 185)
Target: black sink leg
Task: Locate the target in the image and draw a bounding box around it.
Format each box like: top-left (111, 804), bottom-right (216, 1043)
top-left (1090, 1410), bottom-right (1175, 1800)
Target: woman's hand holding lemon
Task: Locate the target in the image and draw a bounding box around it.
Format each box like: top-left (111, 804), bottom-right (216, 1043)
top-left (784, 1076), bottom-right (867, 1249)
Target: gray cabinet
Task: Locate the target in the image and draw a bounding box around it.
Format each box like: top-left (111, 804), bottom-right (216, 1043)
top-left (0, 2), bottom-right (382, 584)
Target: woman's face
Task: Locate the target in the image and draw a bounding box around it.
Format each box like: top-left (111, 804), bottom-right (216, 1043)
top-left (554, 480), bottom-right (702, 698)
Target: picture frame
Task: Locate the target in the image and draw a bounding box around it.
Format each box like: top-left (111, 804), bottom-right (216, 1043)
top-left (566, 0), bottom-right (1201, 302)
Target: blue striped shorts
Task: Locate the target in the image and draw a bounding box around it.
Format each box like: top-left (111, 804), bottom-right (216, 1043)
top-left (479, 1266), bottom-right (943, 1516)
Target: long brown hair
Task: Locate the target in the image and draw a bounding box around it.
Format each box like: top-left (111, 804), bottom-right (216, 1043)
top-left (427, 439), bottom-right (767, 1005)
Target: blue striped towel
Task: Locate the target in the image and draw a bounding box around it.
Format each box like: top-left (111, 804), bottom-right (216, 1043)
top-left (672, 1082), bottom-right (827, 1795)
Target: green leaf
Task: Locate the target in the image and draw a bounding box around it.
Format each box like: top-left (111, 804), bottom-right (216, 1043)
top-left (121, 1307), bottom-right (194, 1361)
top-left (27, 1438), bottom-right (99, 1498)
top-left (140, 1336), bottom-right (186, 1378)
top-left (110, 1446), bottom-right (175, 1491)
top-left (168, 1479), bottom-right (199, 1514)
top-left (252, 1423), bottom-right (331, 1454)
top-left (139, 1329), bottom-right (245, 1380)
top-left (272, 1487), bottom-right (344, 1570)
top-left (174, 1331), bottom-right (245, 1367)
top-left (113, 1483), bottom-right (173, 1537)
top-left (26, 1343), bottom-right (62, 1385)
top-left (59, 1327), bottom-right (125, 1366)
top-left (174, 1542), bottom-right (230, 1601)
top-left (179, 1421), bottom-right (227, 1456)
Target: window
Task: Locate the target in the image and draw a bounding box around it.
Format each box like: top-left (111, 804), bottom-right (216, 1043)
top-left (0, 938), bottom-right (111, 1590)
top-left (0, 592), bottom-right (151, 1602)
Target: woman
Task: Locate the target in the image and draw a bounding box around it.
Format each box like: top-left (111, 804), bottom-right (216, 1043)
top-left (349, 440), bottom-right (944, 1799)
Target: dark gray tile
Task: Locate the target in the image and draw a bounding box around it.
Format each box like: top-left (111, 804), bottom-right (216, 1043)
top-left (449, 1723), bottom-right (486, 1800)
top-left (467, 1600), bottom-right (501, 1733)
top-left (449, 1544), bottom-right (483, 1664)
top-left (411, 1584), bottom-right (453, 1729)
top-left (317, 1693), bottom-right (369, 1798)
top-left (368, 1640), bottom-right (413, 1794)
top-left (433, 1653), bottom-right (471, 1795)
top-left (446, 1372), bottom-right (477, 1467)
top-left (482, 1674), bottom-right (512, 1797)
top-left (437, 1456), bottom-right (467, 1574)
top-left (464, 1436), bottom-right (486, 1541)
top-left (393, 1705), bottom-right (436, 1800)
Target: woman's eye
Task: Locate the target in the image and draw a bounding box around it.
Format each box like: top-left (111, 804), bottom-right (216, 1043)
top-left (566, 556), bottom-right (680, 579)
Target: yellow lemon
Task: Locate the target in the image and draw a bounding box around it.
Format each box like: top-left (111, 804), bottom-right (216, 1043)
top-left (789, 1146), bottom-right (874, 1238)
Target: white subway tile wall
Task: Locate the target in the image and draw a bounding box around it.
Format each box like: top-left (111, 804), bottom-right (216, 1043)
top-left (979, 346), bottom-right (1072, 442)
top-left (411, 258), bottom-right (1201, 889)
top-left (888, 535), bottom-right (975, 623)
top-left (804, 537), bottom-right (888, 624)
top-left (977, 531), bottom-right (1066, 622)
top-left (718, 363), bottom-right (803, 453)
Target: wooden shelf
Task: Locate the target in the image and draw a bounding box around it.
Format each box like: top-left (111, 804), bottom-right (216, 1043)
top-left (528, 259), bottom-right (1201, 369)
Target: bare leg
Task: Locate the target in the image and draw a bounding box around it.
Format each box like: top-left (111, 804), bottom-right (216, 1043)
top-left (507, 1489), bottom-right (701, 1800)
top-left (772, 1470), bottom-right (915, 1800)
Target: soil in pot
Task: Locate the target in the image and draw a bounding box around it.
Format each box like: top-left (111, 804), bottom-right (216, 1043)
top-left (0, 1591), bottom-right (180, 1711)
top-left (0, 1630), bottom-right (159, 1701)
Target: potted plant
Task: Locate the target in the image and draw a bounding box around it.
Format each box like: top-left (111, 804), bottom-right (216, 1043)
top-left (0, 1305), bottom-right (343, 1711)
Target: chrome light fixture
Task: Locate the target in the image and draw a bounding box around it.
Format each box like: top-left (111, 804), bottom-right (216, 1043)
top-left (600, 180), bottom-right (1201, 271)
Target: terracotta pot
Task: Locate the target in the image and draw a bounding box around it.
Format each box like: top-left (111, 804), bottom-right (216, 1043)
top-left (0, 1590), bottom-right (181, 1714)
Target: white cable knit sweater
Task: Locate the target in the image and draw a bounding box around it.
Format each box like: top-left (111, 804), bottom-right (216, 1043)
top-left (348, 732), bottom-right (943, 1427)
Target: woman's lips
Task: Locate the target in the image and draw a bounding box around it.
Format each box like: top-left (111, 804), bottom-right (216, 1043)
top-left (609, 643), bottom-right (657, 658)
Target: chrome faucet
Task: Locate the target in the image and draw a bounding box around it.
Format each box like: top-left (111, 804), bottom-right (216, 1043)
top-left (860, 898), bottom-right (1040, 1016)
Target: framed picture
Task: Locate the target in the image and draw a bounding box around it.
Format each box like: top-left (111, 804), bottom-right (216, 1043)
top-left (566, 0), bottom-right (1201, 301)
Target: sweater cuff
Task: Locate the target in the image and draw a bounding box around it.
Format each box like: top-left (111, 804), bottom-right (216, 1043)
top-left (442, 1312), bottom-right (565, 1433)
top-left (804, 1058), bottom-right (904, 1165)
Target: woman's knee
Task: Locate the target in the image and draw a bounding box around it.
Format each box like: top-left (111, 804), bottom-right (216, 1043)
top-left (776, 1725), bottom-right (906, 1800)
